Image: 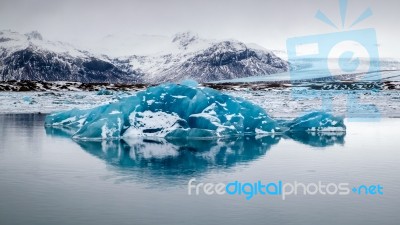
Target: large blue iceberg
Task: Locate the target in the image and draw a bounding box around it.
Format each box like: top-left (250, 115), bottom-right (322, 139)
top-left (45, 81), bottom-right (346, 140)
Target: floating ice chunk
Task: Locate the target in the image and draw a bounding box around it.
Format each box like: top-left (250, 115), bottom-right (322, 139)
top-left (73, 94), bottom-right (86, 99)
top-left (45, 83), bottom-right (279, 140)
top-left (22, 96), bottom-right (34, 104)
top-left (285, 112), bottom-right (346, 132)
top-left (96, 88), bottom-right (113, 95)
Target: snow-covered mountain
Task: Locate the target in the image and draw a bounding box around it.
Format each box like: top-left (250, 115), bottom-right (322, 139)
top-left (0, 30), bottom-right (141, 83)
top-left (122, 32), bottom-right (288, 83)
top-left (0, 30), bottom-right (288, 83)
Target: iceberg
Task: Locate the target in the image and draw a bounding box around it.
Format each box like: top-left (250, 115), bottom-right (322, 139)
top-left (22, 96), bottom-right (34, 104)
top-left (45, 81), bottom-right (345, 140)
top-left (284, 112), bottom-right (346, 132)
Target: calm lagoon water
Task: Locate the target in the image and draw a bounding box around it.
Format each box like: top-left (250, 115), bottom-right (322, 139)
top-left (0, 114), bottom-right (399, 225)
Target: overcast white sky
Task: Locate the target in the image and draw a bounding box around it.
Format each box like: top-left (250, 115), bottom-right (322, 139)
top-left (0, 0), bottom-right (399, 57)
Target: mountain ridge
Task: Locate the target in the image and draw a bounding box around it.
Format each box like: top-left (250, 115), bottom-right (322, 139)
top-left (0, 30), bottom-right (288, 83)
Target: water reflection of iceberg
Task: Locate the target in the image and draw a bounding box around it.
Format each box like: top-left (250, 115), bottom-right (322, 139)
top-left (285, 132), bottom-right (345, 147)
top-left (76, 136), bottom-right (280, 175)
top-left (45, 127), bottom-right (345, 183)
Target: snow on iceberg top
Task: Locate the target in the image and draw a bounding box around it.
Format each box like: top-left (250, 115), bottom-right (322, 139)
top-left (45, 81), bottom-right (345, 140)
